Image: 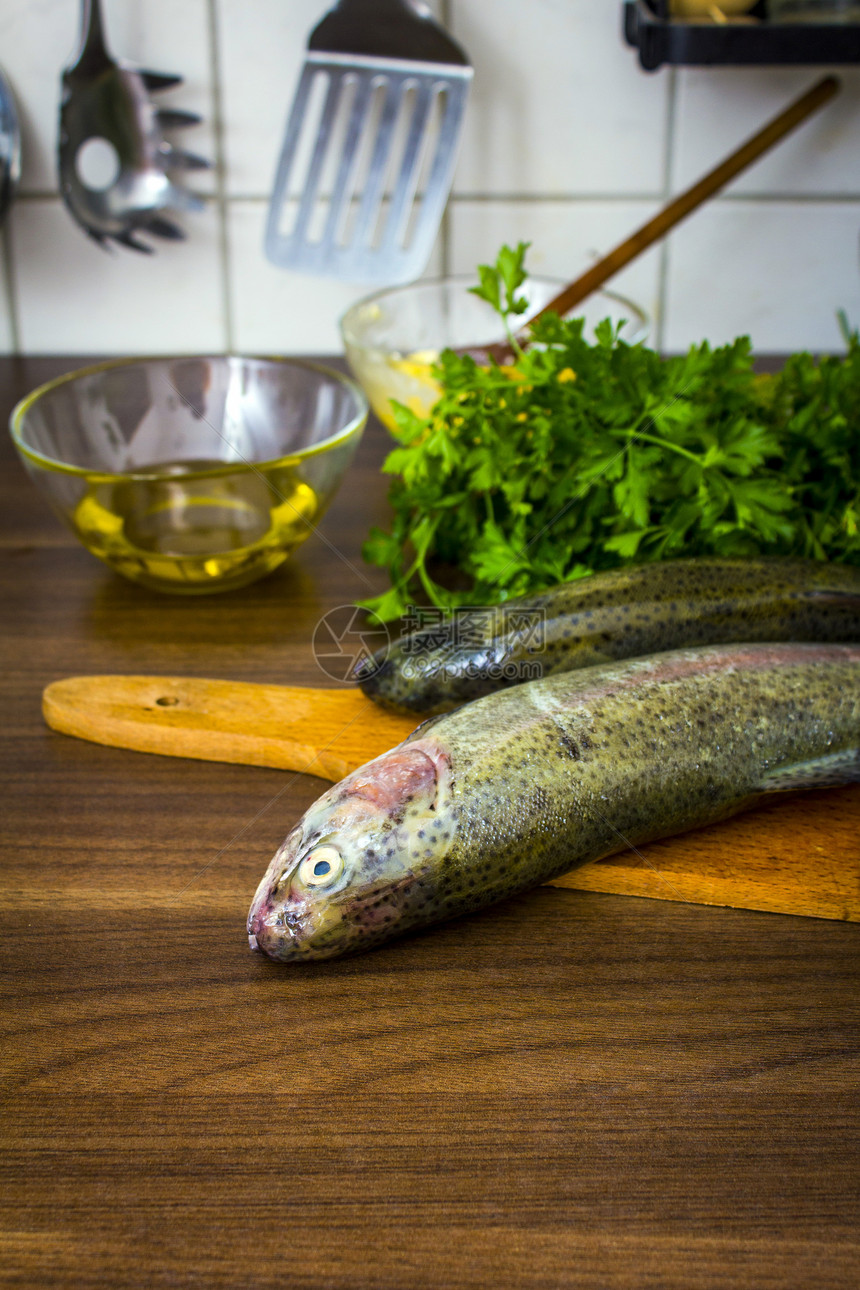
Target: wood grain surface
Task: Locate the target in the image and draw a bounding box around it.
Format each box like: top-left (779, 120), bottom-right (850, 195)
top-left (1, 357), bottom-right (859, 1290)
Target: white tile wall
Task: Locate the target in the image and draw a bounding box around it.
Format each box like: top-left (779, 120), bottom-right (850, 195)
top-left (450, 0), bottom-right (669, 196)
top-left (0, 0), bottom-right (858, 356)
top-left (227, 200), bottom-right (443, 353)
top-left (663, 200), bottom-right (860, 353)
top-left (672, 66), bottom-right (860, 196)
top-left (218, 0), bottom-right (333, 200)
top-left (12, 199), bottom-right (227, 353)
top-left (449, 199), bottom-right (664, 338)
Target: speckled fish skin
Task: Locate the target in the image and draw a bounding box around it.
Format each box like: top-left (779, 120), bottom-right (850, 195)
top-left (248, 641), bottom-right (860, 962)
top-left (358, 558), bottom-right (860, 715)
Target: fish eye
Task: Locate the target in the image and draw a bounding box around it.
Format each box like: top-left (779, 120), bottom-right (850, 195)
top-left (297, 845), bottom-right (344, 888)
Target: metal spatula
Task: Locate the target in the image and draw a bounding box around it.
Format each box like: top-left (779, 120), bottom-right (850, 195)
top-left (265, 0), bottom-right (472, 284)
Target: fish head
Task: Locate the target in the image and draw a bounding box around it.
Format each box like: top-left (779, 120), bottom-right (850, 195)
top-left (247, 739), bottom-right (452, 962)
top-left (354, 622), bottom-right (508, 715)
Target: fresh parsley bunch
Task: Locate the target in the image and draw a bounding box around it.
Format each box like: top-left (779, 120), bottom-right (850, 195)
top-left (362, 243), bottom-right (860, 621)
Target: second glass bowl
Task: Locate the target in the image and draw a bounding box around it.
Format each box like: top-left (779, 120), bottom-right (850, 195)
top-left (340, 275), bottom-right (649, 431)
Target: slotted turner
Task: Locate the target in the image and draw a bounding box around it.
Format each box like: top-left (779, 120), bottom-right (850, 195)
top-left (265, 0), bottom-right (472, 284)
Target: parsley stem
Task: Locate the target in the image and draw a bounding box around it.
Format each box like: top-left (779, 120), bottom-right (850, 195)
top-left (626, 427), bottom-right (703, 465)
top-left (417, 560), bottom-right (445, 608)
top-left (505, 321), bottom-right (525, 361)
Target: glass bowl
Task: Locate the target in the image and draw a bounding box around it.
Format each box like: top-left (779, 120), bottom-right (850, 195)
top-left (340, 275), bottom-right (649, 431)
top-left (10, 355), bottom-right (368, 594)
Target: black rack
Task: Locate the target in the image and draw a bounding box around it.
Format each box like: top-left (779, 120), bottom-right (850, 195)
top-left (624, 0), bottom-right (860, 70)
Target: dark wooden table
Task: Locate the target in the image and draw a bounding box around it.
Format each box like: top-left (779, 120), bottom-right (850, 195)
top-left (1, 357), bottom-right (858, 1289)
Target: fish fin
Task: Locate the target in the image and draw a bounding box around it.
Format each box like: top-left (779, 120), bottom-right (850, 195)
top-left (760, 748), bottom-right (860, 794)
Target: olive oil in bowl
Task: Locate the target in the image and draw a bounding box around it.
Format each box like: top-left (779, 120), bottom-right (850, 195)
top-left (71, 460), bottom-right (319, 594)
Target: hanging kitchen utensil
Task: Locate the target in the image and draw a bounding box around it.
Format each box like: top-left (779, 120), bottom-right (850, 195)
top-left (265, 0), bottom-right (472, 284)
top-left (0, 66), bottom-right (21, 226)
top-left (474, 74), bottom-right (840, 364)
top-left (58, 0), bottom-right (210, 252)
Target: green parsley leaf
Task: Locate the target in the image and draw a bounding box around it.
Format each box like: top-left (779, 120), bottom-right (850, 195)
top-left (468, 241), bottom-right (531, 324)
top-left (359, 245), bottom-right (860, 620)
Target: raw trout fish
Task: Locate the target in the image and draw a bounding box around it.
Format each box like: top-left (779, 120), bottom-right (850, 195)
top-left (357, 557), bottom-right (860, 715)
top-left (248, 642), bottom-right (860, 963)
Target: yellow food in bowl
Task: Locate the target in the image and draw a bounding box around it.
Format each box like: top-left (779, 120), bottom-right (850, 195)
top-left (670, 0), bottom-right (757, 15)
top-left (340, 277), bottom-right (649, 435)
top-left (355, 350), bottom-right (442, 432)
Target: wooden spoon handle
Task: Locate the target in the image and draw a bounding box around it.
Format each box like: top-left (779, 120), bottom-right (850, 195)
top-left (482, 74), bottom-right (840, 362)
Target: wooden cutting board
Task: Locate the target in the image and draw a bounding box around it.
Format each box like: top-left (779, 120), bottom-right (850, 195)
top-left (42, 674), bottom-right (860, 922)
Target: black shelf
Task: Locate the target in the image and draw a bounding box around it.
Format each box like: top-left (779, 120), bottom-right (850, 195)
top-left (624, 0), bottom-right (860, 70)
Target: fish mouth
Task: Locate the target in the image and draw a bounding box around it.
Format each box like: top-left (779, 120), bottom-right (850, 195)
top-left (355, 652), bottom-right (416, 713)
top-left (247, 895), bottom-right (305, 961)
top-left (247, 877), bottom-right (356, 963)
top-left (247, 897), bottom-right (327, 970)
top-left (247, 854), bottom-right (316, 961)
top-left (353, 647), bottom-right (390, 688)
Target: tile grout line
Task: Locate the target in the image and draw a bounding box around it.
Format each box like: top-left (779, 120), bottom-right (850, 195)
top-left (447, 192), bottom-right (860, 205)
top-left (207, 0), bottom-right (234, 354)
top-left (440, 0), bottom-right (453, 276)
top-left (0, 218), bottom-right (21, 356)
top-left (86, 190), bottom-right (860, 208)
top-left (655, 66), bottom-right (679, 355)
